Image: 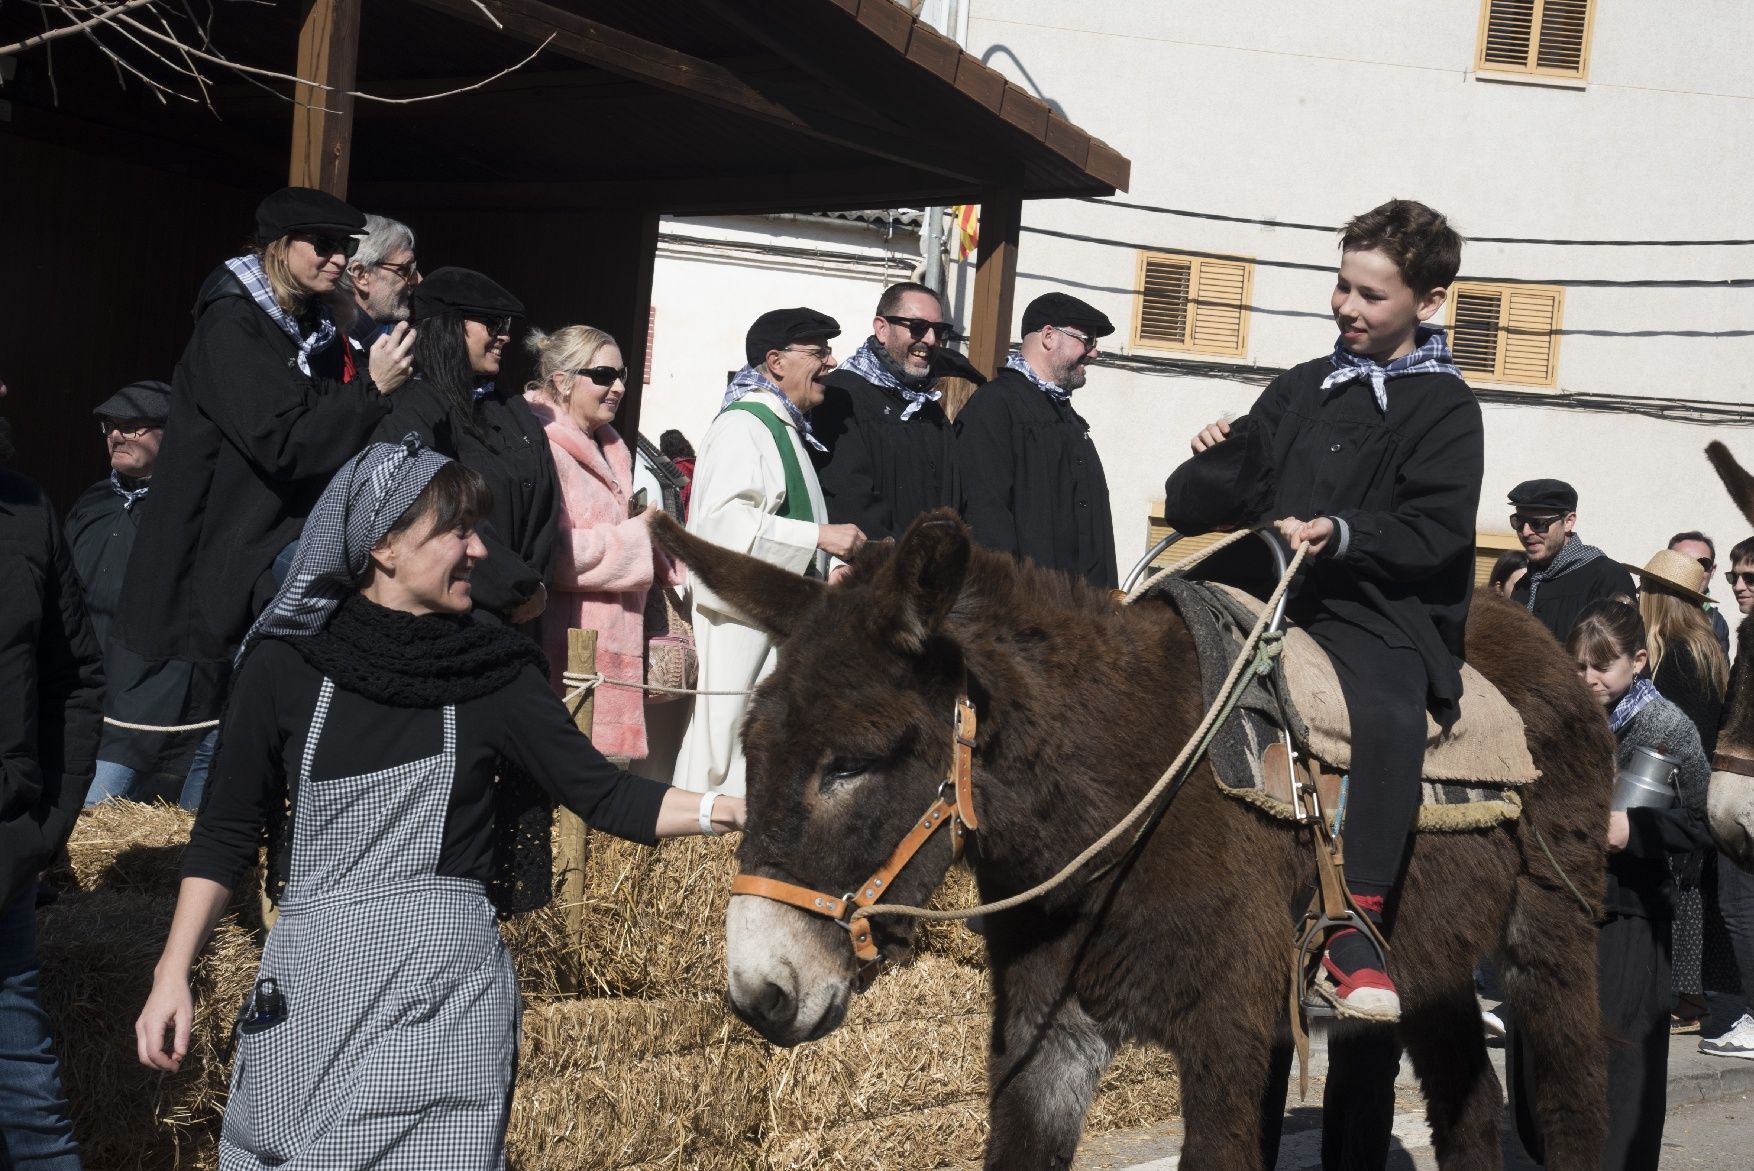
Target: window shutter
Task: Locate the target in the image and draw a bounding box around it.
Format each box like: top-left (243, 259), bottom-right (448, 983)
top-left (1481, 0), bottom-right (1536, 69)
top-left (1478, 0), bottom-right (1593, 78)
top-left (1450, 287), bottom-right (1504, 377)
top-left (1535, 0), bottom-right (1591, 73)
top-left (1501, 287), bottom-right (1561, 385)
top-left (1139, 254), bottom-right (1193, 346)
top-left (1191, 259), bottom-right (1250, 357)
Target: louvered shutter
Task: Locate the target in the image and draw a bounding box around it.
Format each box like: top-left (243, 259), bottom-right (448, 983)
top-left (1478, 0), bottom-right (1593, 79)
top-left (1450, 287), bottom-right (1504, 377)
top-left (1190, 259), bottom-right (1250, 358)
top-left (1480, 0), bottom-right (1536, 69)
top-left (1501, 288), bottom-right (1562, 385)
top-left (1138, 254), bottom-right (1193, 347)
top-left (1536, 0), bottom-right (1591, 73)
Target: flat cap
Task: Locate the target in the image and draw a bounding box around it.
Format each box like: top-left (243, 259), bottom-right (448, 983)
top-left (92, 380), bottom-right (172, 423)
top-left (255, 186), bottom-right (367, 245)
top-left (1507, 478), bottom-right (1578, 513)
top-left (412, 267), bottom-right (526, 322)
top-left (745, 307), bottom-right (841, 366)
top-left (1021, 292), bottom-right (1115, 339)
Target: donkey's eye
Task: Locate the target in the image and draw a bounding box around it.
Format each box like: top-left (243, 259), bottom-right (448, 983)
top-left (820, 759), bottom-right (875, 791)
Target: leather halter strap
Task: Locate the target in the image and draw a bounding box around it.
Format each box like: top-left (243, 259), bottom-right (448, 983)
top-left (730, 694), bottom-right (978, 974)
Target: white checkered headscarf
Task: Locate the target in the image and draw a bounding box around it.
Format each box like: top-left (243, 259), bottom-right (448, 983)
top-left (240, 436), bottom-right (451, 660)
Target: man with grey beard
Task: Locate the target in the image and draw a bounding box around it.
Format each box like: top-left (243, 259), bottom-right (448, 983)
top-left (812, 281), bottom-right (979, 541)
top-left (345, 214), bottom-right (420, 359)
top-left (958, 291), bottom-right (1118, 589)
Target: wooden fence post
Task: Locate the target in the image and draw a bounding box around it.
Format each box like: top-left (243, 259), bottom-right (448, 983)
top-left (555, 628), bottom-right (598, 994)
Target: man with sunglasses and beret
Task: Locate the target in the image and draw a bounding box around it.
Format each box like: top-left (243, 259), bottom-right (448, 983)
top-left (957, 291), bottom-right (1118, 589)
top-left (116, 187), bottom-right (417, 763)
top-left (1506, 477), bottom-right (1637, 641)
top-left (811, 281), bottom-right (985, 542)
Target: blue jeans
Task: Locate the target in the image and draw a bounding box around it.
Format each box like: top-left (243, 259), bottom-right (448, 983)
top-left (178, 730), bottom-right (217, 812)
top-left (0, 884), bottom-right (81, 1170)
top-left (83, 760), bottom-right (197, 809)
top-left (1719, 852), bottom-right (1754, 1017)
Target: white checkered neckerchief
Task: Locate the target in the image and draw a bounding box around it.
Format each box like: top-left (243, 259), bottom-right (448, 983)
top-left (223, 253), bottom-right (339, 377)
top-left (1320, 325), bottom-right (1462, 413)
top-left (1006, 351), bottom-right (1071, 402)
top-left (719, 364), bottom-right (827, 452)
top-left (472, 380), bottom-right (496, 402)
top-left (109, 470), bottom-right (150, 511)
top-left (239, 435), bottom-right (450, 662)
top-left (1523, 533), bottom-right (1607, 612)
top-left (838, 337), bottom-right (942, 421)
top-left (1609, 678), bottom-right (1663, 734)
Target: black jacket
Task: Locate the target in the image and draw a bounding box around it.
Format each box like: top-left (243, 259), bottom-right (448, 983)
top-left (1247, 358), bottom-right (1484, 719)
top-left (375, 379), bottom-right (557, 618)
top-left (957, 366), bottom-right (1117, 589)
top-left (812, 368), bottom-right (958, 542)
top-left (1510, 548), bottom-right (1638, 644)
top-left (116, 266), bottom-right (391, 669)
top-left (1609, 697), bottom-right (1713, 920)
top-left (65, 479), bottom-right (208, 773)
top-left (1, 470), bottom-right (105, 910)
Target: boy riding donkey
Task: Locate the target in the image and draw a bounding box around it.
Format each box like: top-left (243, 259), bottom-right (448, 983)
top-left (1173, 199), bottom-right (1480, 1165)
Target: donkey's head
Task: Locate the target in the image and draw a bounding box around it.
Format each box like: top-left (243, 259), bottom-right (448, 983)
top-left (655, 509), bottom-right (976, 1046)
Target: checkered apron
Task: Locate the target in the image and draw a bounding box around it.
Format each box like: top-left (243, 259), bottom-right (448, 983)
top-left (219, 680), bottom-right (519, 1170)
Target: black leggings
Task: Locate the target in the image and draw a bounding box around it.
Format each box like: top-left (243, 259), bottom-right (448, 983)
top-left (1304, 616), bottom-right (1428, 898)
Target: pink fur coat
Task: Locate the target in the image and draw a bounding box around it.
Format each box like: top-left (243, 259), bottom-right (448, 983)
top-left (526, 391), bottom-right (682, 760)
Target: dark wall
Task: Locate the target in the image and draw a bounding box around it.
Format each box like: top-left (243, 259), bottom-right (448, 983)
top-left (1, 132), bottom-right (257, 510)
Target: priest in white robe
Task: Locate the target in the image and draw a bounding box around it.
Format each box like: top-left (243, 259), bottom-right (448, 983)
top-left (674, 307), bottom-right (868, 795)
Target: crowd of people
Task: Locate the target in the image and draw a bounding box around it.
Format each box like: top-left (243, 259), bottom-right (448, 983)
top-left (0, 184), bottom-right (1750, 1169)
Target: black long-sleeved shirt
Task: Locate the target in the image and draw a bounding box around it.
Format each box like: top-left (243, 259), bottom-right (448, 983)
top-left (812, 369), bottom-right (958, 542)
top-left (183, 638), bottom-right (669, 891)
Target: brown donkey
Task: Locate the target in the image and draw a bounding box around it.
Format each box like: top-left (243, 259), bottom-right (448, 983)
top-left (657, 511), bottom-right (1608, 1171)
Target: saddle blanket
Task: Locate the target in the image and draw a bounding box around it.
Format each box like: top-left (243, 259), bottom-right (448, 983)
top-left (1145, 576), bottom-right (1538, 832)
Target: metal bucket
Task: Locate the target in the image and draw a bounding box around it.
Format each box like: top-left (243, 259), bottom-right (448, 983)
top-left (1612, 744), bottom-right (1681, 811)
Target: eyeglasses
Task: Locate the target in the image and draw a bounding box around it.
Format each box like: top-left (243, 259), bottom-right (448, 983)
top-left (1727, 571), bottom-right (1754, 588)
top-left (1695, 557), bottom-right (1716, 573)
top-left (374, 258), bottom-right (419, 282)
top-left (98, 418), bottom-right (160, 438)
top-left (575, 366), bottom-right (627, 388)
top-left (466, 315), bottom-right (514, 337)
top-left (295, 232), bottom-right (360, 260)
top-left (881, 315), bottom-right (955, 342)
top-left (1509, 512), bottom-right (1565, 533)
top-left (783, 344), bottom-right (833, 359)
top-left (1052, 324), bottom-right (1098, 353)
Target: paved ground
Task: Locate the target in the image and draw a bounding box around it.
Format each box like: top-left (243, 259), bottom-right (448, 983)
top-left (1071, 1012), bottom-right (1754, 1170)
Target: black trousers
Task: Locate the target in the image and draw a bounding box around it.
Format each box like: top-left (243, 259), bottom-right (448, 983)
top-left (1305, 615), bottom-right (1429, 896)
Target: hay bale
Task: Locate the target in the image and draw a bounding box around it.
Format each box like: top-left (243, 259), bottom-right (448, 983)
top-left (761, 1100), bottom-right (990, 1171)
top-left (911, 865), bottom-right (987, 969)
top-left (64, 800), bottom-right (195, 894)
top-left (37, 890), bottom-right (261, 1171)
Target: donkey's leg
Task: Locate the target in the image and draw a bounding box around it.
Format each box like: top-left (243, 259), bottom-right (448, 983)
top-left (1173, 1009), bottom-right (1283, 1171)
top-left (983, 985), bottom-right (1115, 1171)
top-left (1498, 877), bottom-right (1606, 1171)
top-left (1400, 980), bottom-right (1503, 1170)
top-left (1319, 1022), bottom-right (1402, 1171)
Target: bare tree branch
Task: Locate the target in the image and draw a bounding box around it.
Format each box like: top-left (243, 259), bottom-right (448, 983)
top-left (0, 0), bottom-right (156, 56)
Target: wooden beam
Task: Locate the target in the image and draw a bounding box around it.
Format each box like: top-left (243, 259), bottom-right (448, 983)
top-left (288, 0), bottom-right (360, 194)
top-left (966, 185), bottom-right (1022, 379)
top-left (405, 0), bottom-right (988, 183)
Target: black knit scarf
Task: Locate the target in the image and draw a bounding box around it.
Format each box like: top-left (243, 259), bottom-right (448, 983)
top-left (266, 593), bottom-right (556, 916)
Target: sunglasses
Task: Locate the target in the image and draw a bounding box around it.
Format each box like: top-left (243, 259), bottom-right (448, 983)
top-left (374, 258), bottom-right (419, 282)
top-left (1727, 571), bottom-right (1754, 588)
top-left (295, 232), bottom-right (360, 260)
top-left (1509, 512), bottom-right (1565, 533)
top-left (1053, 324), bottom-right (1098, 353)
top-left (466, 315), bottom-right (514, 337)
top-left (575, 366), bottom-right (628, 388)
top-left (882, 315), bottom-right (955, 342)
top-left (98, 418), bottom-right (160, 438)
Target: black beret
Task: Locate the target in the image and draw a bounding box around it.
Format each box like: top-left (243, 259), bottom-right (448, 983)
top-left (745, 307), bottom-right (841, 366)
top-left (255, 186), bottom-right (366, 245)
top-left (1162, 415), bottom-right (1278, 536)
top-left (92, 380), bottom-right (172, 423)
top-left (1507, 478), bottom-right (1578, 513)
top-left (411, 267), bottom-right (526, 322)
top-left (1021, 292), bottom-right (1115, 339)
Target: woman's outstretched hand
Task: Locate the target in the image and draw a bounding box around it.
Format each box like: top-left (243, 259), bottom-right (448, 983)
top-left (136, 975), bottom-right (194, 1072)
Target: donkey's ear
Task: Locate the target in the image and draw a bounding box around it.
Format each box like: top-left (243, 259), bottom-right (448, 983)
top-left (1708, 442), bottom-right (1754, 529)
top-left (650, 512), bottom-right (825, 640)
top-left (881, 509), bottom-right (971, 654)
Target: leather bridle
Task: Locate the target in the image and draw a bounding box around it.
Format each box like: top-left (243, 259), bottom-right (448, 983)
top-left (729, 693), bottom-right (979, 984)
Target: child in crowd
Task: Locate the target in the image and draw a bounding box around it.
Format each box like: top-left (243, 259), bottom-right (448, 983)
top-left (1567, 598), bottom-right (1712, 1171)
top-left (1187, 198), bottom-right (1482, 1019)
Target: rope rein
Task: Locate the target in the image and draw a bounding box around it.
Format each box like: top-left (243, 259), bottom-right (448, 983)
top-left (102, 717), bottom-right (222, 733)
top-left (848, 539), bottom-right (1310, 927)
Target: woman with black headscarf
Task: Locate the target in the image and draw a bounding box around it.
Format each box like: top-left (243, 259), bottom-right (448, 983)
top-left (134, 440), bottom-right (742, 1168)
top-left (375, 267), bottom-right (557, 625)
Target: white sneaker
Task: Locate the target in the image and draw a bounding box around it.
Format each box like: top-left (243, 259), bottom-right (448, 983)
top-left (1699, 1012), bottom-right (1754, 1059)
top-left (1480, 1008), bottom-right (1506, 1039)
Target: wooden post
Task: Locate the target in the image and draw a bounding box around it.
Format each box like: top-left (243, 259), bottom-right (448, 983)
top-left (288, 0), bottom-right (362, 195)
top-left (964, 184), bottom-right (1023, 384)
top-left (555, 627), bottom-right (598, 995)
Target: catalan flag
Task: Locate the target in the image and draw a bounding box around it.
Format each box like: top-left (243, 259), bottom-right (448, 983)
top-left (952, 204), bottom-right (979, 261)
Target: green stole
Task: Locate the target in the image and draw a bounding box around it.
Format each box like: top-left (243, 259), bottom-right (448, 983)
top-left (723, 400), bottom-right (814, 523)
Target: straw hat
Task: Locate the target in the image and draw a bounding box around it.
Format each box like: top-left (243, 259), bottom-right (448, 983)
top-left (1626, 548), bottom-right (1711, 605)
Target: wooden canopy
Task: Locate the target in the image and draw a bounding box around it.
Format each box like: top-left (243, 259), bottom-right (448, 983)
top-left (0, 0), bottom-right (1128, 507)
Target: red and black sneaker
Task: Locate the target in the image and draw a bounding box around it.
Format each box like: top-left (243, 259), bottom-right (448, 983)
top-left (1316, 896), bottom-right (1399, 1021)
